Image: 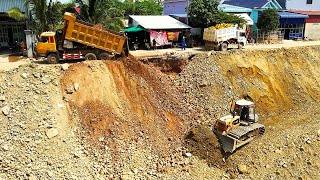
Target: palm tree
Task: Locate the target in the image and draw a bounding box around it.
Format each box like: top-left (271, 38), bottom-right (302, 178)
top-left (76, 0), bottom-right (125, 32)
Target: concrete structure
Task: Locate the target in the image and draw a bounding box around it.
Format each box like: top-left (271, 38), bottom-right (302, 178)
top-left (163, 0), bottom-right (253, 17)
top-left (290, 11), bottom-right (320, 40)
top-left (278, 0), bottom-right (320, 11)
top-left (0, 0), bottom-right (27, 47)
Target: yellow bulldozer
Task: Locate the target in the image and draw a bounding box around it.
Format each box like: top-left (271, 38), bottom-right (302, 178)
top-left (213, 99), bottom-right (265, 153)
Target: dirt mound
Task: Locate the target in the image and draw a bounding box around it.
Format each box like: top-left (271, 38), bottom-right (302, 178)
top-left (60, 59), bottom-right (198, 177)
top-left (185, 125), bottom-right (223, 166)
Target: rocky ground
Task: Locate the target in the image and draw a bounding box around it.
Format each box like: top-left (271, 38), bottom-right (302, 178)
top-left (0, 46), bottom-right (319, 179)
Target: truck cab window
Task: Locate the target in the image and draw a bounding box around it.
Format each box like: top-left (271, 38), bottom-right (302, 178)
top-left (40, 37), bottom-right (49, 43)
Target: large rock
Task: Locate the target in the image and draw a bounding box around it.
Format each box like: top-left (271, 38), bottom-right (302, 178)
top-left (46, 128), bottom-right (59, 139)
top-left (21, 73), bottom-right (28, 79)
top-left (238, 164), bottom-right (248, 174)
top-left (0, 96), bottom-right (5, 101)
top-left (317, 129), bottom-right (320, 137)
top-left (74, 83), bottom-right (80, 91)
top-left (61, 64), bottom-right (70, 71)
top-left (1, 106), bottom-right (10, 116)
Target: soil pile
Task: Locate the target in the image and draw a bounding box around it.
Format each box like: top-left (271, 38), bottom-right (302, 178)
top-left (60, 59), bottom-right (199, 178)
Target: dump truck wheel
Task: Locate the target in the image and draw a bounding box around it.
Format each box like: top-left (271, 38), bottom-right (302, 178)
top-left (85, 53), bottom-right (97, 60)
top-left (220, 43), bottom-right (228, 51)
top-left (238, 43), bottom-right (244, 49)
top-left (47, 53), bottom-right (59, 64)
top-left (99, 53), bottom-right (113, 60)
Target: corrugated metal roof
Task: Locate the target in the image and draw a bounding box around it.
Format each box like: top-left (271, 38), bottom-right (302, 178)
top-left (222, 0), bottom-right (282, 9)
top-left (279, 11), bottom-right (309, 19)
top-left (218, 4), bottom-right (252, 13)
top-left (222, 0), bottom-right (267, 9)
top-left (129, 15), bottom-right (191, 29)
top-left (277, 0), bottom-right (286, 9)
top-left (289, 10), bottom-right (320, 16)
top-left (0, 0), bottom-right (26, 13)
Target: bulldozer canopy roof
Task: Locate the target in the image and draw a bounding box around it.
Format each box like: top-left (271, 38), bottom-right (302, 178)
top-left (236, 99), bottom-right (254, 106)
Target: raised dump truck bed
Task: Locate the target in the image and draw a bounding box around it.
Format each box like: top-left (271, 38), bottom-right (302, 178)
top-left (63, 12), bottom-right (126, 55)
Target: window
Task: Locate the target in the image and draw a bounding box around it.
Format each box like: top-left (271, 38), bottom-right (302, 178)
top-left (307, 0), bottom-right (313, 4)
top-left (40, 36), bottom-right (49, 43)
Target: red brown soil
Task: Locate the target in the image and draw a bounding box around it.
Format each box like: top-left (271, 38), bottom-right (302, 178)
top-left (60, 59), bottom-right (198, 162)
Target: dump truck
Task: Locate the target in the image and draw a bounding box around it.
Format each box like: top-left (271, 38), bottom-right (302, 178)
top-left (203, 24), bottom-right (247, 51)
top-left (36, 12), bottom-right (127, 63)
top-left (213, 99), bottom-right (265, 153)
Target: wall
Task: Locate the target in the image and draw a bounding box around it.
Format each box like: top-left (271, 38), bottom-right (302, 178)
top-left (163, 0), bottom-right (189, 15)
top-left (286, 0), bottom-right (320, 10)
top-left (304, 23), bottom-right (320, 40)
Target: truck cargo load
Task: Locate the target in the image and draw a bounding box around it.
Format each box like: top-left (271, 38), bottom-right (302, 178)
top-left (203, 24), bottom-right (246, 51)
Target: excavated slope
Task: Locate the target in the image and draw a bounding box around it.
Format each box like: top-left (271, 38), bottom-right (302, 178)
top-left (56, 46), bottom-right (320, 179)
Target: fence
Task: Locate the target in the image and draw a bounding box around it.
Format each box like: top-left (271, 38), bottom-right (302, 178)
top-left (251, 29), bottom-right (284, 44)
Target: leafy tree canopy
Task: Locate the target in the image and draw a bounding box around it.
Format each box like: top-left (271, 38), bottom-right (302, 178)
top-left (257, 8), bottom-right (279, 33)
top-left (7, 7), bottom-right (26, 21)
top-left (187, 0), bottom-right (245, 27)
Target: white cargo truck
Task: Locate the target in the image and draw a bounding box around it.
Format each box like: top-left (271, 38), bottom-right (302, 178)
top-left (203, 26), bottom-right (246, 51)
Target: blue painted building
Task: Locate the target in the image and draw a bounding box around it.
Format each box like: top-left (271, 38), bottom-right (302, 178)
top-left (222, 0), bottom-right (283, 26)
top-left (222, 0), bottom-right (308, 39)
top-left (163, 0), bottom-right (253, 25)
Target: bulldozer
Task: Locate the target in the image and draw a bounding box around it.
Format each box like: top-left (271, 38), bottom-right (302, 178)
top-left (213, 99), bottom-right (265, 153)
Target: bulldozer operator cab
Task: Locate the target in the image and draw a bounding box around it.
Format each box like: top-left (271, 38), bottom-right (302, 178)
top-left (36, 32), bottom-right (57, 56)
top-left (231, 99), bottom-right (258, 122)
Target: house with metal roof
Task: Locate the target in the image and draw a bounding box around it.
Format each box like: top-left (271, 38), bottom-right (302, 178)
top-left (278, 0), bottom-right (320, 40)
top-left (0, 0), bottom-right (27, 47)
top-left (163, 0), bottom-right (254, 26)
top-left (222, 0), bottom-right (310, 40)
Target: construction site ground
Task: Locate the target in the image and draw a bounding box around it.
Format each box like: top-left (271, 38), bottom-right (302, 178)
top-left (0, 43), bottom-right (319, 179)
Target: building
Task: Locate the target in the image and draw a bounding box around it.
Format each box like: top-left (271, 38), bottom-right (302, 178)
top-left (222, 0), bottom-right (283, 28)
top-left (163, 0), bottom-right (253, 25)
top-left (223, 0), bottom-right (310, 40)
top-left (289, 10), bottom-right (320, 40)
top-left (278, 0), bottom-right (320, 40)
top-left (278, 0), bottom-right (320, 11)
top-left (0, 0), bottom-right (27, 47)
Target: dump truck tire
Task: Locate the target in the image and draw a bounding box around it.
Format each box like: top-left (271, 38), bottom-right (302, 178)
top-left (99, 53), bottom-right (113, 60)
top-left (85, 53), bottom-right (97, 60)
top-left (47, 53), bottom-right (59, 64)
top-left (238, 43), bottom-right (244, 49)
top-left (220, 43), bottom-right (228, 51)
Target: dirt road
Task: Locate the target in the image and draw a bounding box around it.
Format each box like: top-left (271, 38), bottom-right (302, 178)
top-left (130, 40), bottom-right (320, 59)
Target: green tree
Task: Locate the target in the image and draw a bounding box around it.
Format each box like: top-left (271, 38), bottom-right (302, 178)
top-left (257, 8), bottom-right (279, 33)
top-left (76, 0), bottom-right (125, 31)
top-left (187, 0), bottom-right (245, 27)
top-left (121, 0), bottom-right (162, 17)
top-left (7, 7), bottom-right (26, 21)
top-left (26, 0), bottom-right (48, 33)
